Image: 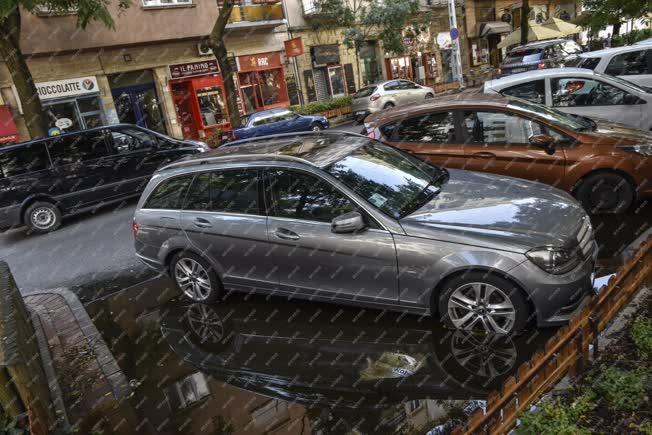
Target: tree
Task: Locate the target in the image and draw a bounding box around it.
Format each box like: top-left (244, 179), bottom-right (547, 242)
top-left (207, 0), bottom-right (242, 129)
top-left (0, 0), bottom-right (130, 139)
top-left (520, 0), bottom-right (529, 45)
top-left (308, 0), bottom-right (419, 88)
top-left (576, 0), bottom-right (650, 37)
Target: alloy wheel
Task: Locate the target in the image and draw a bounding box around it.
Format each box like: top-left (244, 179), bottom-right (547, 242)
top-left (31, 207), bottom-right (56, 230)
top-left (447, 282), bottom-right (516, 334)
top-left (186, 304), bottom-right (224, 345)
top-left (174, 258), bottom-right (212, 301)
top-left (450, 330), bottom-right (517, 378)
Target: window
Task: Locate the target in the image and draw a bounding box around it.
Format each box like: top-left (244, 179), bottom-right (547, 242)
top-left (399, 80), bottom-right (419, 90)
top-left (47, 131), bottom-right (109, 166)
top-left (551, 78), bottom-right (635, 106)
top-left (576, 57), bottom-right (601, 70)
top-left (197, 86), bottom-right (226, 127)
top-left (0, 143), bottom-right (50, 178)
top-left (605, 50), bottom-right (650, 76)
top-left (384, 81), bottom-right (400, 91)
top-left (142, 0), bottom-right (191, 7)
top-left (500, 80), bottom-right (545, 104)
top-left (462, 111), bottom-right (545, 144)
top-left (268, 170), bottom-right (356, 223)
top-left (144, 175), bottom-right (193, 209)
top-left (184, 170), bottom-right (259, 214)
top-left (386, 111), bottom-right (456, 143)
top-left (110, 128), bottom-right (158, 153)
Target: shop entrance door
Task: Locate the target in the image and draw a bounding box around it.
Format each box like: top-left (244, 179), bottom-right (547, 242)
top-left (171, 82), bottom-right (199, 139)
top-left (240, 84), bottom-right (264, 114)
top-left (112, 84), bottom-right (166, 134)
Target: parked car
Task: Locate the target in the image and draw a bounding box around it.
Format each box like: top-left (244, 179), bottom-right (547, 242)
top-left (0, 124), bottom-right (207, 233)
top-left (351, 80), bottom-right (435, 122)
top-left (364, 94), bottom-right (652, 214)
top-left (575, 44), bottom-right (652, 88)
top-left (134, 132), bottom-right (597, 334)
top-left (224, 108), bottom-right (329, 142)
top-left (483, 68), bottom-right (652, 131)
top-left (498, 39), bottom-right (582, 77)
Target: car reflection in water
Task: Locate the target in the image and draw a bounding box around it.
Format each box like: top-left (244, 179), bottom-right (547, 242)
top-left (158, 293), bottom-right (553, 431)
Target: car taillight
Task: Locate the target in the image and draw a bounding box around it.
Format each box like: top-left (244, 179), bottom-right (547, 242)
top-left (537, 62), bottom-right (546, 69)
top-left (370, 94), bottom-right (380, 101)
top-left (497, 67), bottom-right (502, 75)
top-left (133, 221), bottom-right (139, 239)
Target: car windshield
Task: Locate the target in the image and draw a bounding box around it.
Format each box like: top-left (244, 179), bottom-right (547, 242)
top-left (507, 98), bottom-right (588, 131)
top-left (325, 142), bottom-right (448, 219)
top-left (503, 48), bottom-right (543, 65)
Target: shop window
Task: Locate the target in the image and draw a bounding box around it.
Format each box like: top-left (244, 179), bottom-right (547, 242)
top-left (109, 128), bottom-right (158, 153)
top-left (197, 86), bottom-right (226, 126)
top-left (43, 101), bottom-right (82, 133)
top-left (142, 0), bottom-right (192, 7)
top-left (47, 131), bottom-right (109, 166)
top-left (472, 38), bottom-right (490, 66)
top-left (500, 80), bottom-right (545, 104)
top-left (0, 143), bottom-right (50, 178)
top-left (259, 70), bottom-right (285, 106)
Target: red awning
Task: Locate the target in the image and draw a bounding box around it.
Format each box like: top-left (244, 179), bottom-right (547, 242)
top-left (0, 106), bottom-right (20, 144)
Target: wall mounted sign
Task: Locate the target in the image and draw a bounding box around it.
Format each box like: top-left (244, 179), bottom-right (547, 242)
top-left (54, 118), bottom-right (73, 129)
top-left (236, 52), bottom-right (282, 72)
top-left (36, 76), bottom-right (99, 100)
top-left (284, 37), bottom-right (304, 57)
top-left (311, 44), bottom-right (341, 67)
top-left (169, 60), bottom-right (219, 80)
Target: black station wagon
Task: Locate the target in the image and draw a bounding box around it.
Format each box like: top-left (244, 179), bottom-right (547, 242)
top-left (0, 124), bottom-right (207, 233)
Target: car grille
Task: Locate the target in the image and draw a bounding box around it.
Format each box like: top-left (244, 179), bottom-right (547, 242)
top-left (576, 218), bottom-right (595, 259)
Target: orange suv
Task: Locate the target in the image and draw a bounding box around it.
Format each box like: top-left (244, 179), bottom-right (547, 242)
top-left (364, 94), bottom-right (652, 213)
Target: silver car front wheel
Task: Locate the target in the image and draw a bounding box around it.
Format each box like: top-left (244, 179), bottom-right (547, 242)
top-left (447, 282), bottom-right (516, 334)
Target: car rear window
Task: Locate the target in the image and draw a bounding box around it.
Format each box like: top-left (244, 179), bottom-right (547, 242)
top-left (354, 86), bottom-right (377, 98)
top-left (503, 48), bottom-right (543, 65)
top-left (0, 143), bottom-right (50, 178)
top-left (576, 57), bottom-right (601, 70)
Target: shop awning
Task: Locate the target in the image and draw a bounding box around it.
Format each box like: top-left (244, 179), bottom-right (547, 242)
top-left (478, 21), bottom-right (512, 37)
top-left (0, 106), bottom-right (19, 145)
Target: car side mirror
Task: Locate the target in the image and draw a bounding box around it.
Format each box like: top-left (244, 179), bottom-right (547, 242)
top-left (529, 134), bottom-right (556, 155)
top-left (331, 211), bottom-right (366, 234)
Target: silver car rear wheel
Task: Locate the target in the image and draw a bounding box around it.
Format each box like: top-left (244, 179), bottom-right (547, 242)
top-left (447, 282), bottom-right (516, 334)
top-left (174, 258), bottom-right (213, 301)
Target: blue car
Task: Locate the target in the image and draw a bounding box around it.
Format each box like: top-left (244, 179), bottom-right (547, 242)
top-left (225, 109), bottom-right (329, 142)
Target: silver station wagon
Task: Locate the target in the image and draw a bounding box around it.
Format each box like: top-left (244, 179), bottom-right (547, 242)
top-left (133, 133), bottom-right (597, 334)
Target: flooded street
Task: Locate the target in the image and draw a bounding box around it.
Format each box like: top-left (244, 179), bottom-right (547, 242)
top-left (84, 276), bottom-right (553, 433)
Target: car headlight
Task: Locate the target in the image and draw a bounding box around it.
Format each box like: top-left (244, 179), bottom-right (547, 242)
top-left (526, 246), bottom-right (582, 275)
top-left (619, 144), bottom-right (652, 157)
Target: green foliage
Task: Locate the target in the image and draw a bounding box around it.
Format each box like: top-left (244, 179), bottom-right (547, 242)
top-left (308, 0), bottom-right (419, 55)
top-left (577, 0), bottom-right (651, 33)
top-left (290, 96), bottom-right (352, 115)
top-left (632, 316), bottom-right (652, 357)
top-left (0, 0), bottom-right (131, 29)
top-left (594, 367), bottom-right (648, 413)
top-left (516, 394), bottom-right (594, 435)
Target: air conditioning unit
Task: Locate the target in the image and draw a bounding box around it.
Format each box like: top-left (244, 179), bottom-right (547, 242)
top-left (197, 43), bottom-right (213, 56)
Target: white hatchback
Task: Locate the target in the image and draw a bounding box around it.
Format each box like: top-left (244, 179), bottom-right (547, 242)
top-left (483, 68), bottom-right (652, 131)
top-left (576, 44), bottom-right (652, 88)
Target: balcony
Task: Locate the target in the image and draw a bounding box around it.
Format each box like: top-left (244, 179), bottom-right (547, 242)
top-left (301, 0), bottom-right (322, 17)
top-left (226, 3), bottom-right (285, 30)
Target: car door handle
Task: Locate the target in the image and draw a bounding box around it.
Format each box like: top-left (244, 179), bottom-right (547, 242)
top-left (473, 151), bottom-right (496, 158)
top-left (193, 217), bottom-right (212, 228)
top-left (274, 228), bottom-right (300, 240)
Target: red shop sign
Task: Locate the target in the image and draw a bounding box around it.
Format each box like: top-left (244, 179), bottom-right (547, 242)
top-left (284, 37), bottom-right (304, 57)
top-left (169, 60), bottom-right (220, 79)
top-left (237, 52), bottom-right (282, 72)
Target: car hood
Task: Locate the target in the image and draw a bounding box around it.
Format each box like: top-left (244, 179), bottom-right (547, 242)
top-left (587, 120), bottom-right (652, 144)
top-left (399, 169), bottom-right (586, 252)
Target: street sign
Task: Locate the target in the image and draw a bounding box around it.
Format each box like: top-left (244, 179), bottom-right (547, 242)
top-left (450, 27), bottom-right (459, 40)
top-left (55, 118), bottom-right (73, 129)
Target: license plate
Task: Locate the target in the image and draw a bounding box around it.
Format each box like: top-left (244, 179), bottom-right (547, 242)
top-left (510, 68), bottom-right (527, 73)
top-left (355, 111), bottom-right (366, 116)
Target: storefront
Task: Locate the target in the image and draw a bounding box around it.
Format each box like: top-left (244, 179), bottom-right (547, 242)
top-left (35, 76), bottom-right (107, 134)
top-left (109, 70), bottom-right (166, 134)
top-left (385, 56), bottom-right (413, 80)
top-left (168, 60), bottom-right (230, 140)
top-left (306, 44), bottom-right (352, 102)
top-left (236, 51), bottom-right (289, 114)
top-left (0, 105), bottom-right (20, 144)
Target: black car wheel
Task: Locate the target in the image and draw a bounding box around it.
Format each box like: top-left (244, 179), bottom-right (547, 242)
top-left (311, 123), bottom-right (323, 131)
top-left (24, 201), bottom-right (62, 234)
top-left (575, 172), bottom-right (634, 214)
top-left (438, 272), bottom-right (529, 334)
top-left (171, 252), bottom-right (222, 302)
top-left (383, 102), bottom-right (395, 110)
top-left (425, 93), bottom-right (434, 99)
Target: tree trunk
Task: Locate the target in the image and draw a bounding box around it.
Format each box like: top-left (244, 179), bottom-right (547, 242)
top-left (0, 7), bottom-right (46, 139)
top-left (208, 0), bottom-right (241, 130)
top-left (519, 0), bottom-right (529, 46)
